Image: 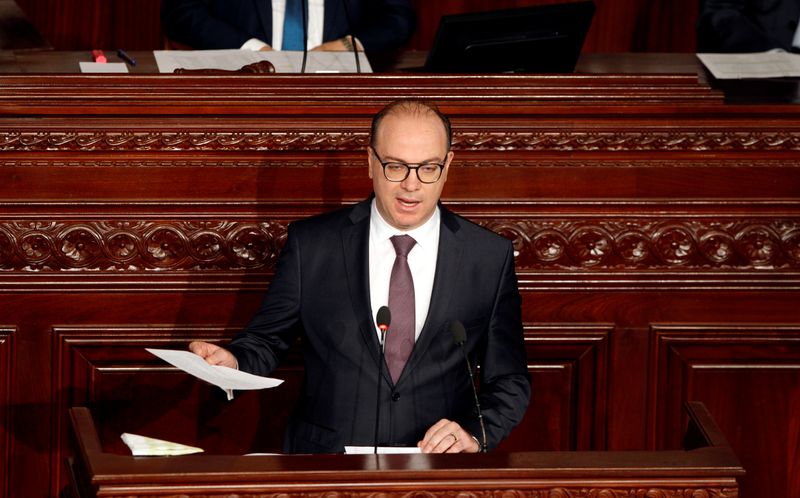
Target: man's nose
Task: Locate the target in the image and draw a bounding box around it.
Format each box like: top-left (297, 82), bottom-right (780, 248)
top-left (400, 171), bottom-right (422, 190)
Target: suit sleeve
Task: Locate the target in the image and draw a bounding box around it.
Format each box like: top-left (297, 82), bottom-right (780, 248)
top-left (161, 0), bottom-right (257, 49)
top-left (227, 224), bottom-right (303, 376)
top-left (697, 0), bottom-right (787, 52)
top-left (459, 240), bottom-right (531, 450)
top-left (350, 0), bottom-right (416, 53)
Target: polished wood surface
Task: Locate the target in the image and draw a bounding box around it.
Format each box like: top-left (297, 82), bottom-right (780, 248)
top-left (67, 403), bottom-right (743, 498)
top-left (0, 54), bottom-right (798, 498)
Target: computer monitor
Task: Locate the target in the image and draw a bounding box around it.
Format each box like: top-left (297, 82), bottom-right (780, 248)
top-left (424, 1), bottom-right (595, 73)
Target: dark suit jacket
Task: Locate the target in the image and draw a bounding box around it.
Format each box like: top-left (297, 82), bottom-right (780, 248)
top-left (697, 0), bottom-right (800, 52)
top-left (227, 198), bottom-right (530, 453)
top-left (161, 0), bottom-right (415, 54)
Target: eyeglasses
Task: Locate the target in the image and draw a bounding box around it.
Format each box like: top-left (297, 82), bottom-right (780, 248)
top-left (370, 147), bottom-right (445, 184)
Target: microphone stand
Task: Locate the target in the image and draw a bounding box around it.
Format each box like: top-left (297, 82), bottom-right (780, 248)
top-left (452, 321), bottom-right (488, 453)
top-left (299, 0), bottom-right (308, 73)
top-left (374, 325), bottom-right (387, 454)
top-left (340, 0), bottom-right (361, 73)
top-left (461, 349), bottom-right (488, 453)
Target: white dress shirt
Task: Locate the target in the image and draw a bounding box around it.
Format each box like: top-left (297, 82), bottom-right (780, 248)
top-left (369, 200), bottom-right (440, 344)
top-left (241, 0), bottom-right (325, 51)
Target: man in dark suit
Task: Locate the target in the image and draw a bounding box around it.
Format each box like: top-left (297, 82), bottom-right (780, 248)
top-left (697, 0), bottom-right (800, 52)
top-left (161, 0), bottom-right (415, 54)
top-left (190, 100), bottom-right (530, 454)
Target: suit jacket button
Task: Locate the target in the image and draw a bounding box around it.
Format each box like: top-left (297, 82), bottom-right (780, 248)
top-left (391, 392), bottom-right (401, 402)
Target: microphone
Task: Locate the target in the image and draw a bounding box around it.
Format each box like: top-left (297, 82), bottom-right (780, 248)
top-left (374, 306), bottom-right (391, 453)
top-left (451, 320), bottom-right (487, 453)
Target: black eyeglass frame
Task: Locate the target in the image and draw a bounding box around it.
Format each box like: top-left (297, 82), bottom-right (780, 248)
top-left (369, 147), bottom-right (446, 184)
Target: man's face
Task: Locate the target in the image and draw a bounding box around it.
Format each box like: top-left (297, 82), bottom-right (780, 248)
top-left (369, 112), bottom-right (453, 231)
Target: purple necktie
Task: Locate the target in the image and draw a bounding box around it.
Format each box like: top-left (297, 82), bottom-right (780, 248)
top-left (385, 235), bottom-right (416, 383)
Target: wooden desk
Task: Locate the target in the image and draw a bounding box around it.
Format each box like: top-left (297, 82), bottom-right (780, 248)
top-left (0, 54), bottom-right (796, 498)
top-left (67, 403), bottom-right (743, 498)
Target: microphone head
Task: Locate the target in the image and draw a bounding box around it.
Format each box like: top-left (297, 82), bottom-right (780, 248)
top-left (450, 320), bottom-right (467, 346)
top-left (376, 306), bottom-right (391, 331)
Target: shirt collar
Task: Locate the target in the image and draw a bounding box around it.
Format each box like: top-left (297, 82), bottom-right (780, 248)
top-left (370, 199), bottom-right (440, 250)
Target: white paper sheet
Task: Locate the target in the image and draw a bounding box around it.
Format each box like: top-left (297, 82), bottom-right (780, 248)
top-left (345, 446), bottom-right (422, 454)
top-left (79, 62), bottom-right (129, 74)
top-left (146, 348), bottom-right (283, 400)
top-left (697, 51), bottom-right (800, 79)
top-left (121, 432), bottom-right (204, 456)
top-left (153, 49), bottom-right (371, 74)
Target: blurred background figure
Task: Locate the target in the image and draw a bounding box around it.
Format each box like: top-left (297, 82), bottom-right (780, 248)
top-left (697, 0), bottom-right (800, 52)
top-left (161, 0), bottom-right (415, 54)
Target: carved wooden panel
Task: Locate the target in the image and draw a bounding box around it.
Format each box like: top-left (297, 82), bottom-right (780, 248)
top-left (0, 329), bottom-right (12, 498)
top-left (0, 216), bottom-right (797, 274)
top-left (5, 128), bottom-right (800, 152)
top-left (652, 325), bottom-right (800, 498)
top-left (500, 324), bottom-right (610, 452)
top-left (52, 326), bottom-right (304, 497)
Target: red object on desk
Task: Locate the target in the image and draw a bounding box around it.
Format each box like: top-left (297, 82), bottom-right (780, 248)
top-left (91, 50), bottom-right (106, 63)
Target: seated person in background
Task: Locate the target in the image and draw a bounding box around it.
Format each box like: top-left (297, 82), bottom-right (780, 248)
top-left (161, 0), bottom-right (415, 53)
top-left (697, 0), bottom-right (800, 52)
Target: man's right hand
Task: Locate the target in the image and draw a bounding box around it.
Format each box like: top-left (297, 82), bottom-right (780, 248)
top-left (189, 341), bottom-right (238, 369)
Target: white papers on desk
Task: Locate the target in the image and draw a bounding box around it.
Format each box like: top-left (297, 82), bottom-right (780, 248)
top-left (79, 62), bottom-right (128, 73)
top-left (345, 446), bottom-right (422, 454)
top-left (121, 432), bottom-right (204, 456)
top-left (154, 49), bottom-right (372, 74)
top-left (146, 348), bottom-right (283, 400)
top-left (697, 51), bottom-right (800, 79)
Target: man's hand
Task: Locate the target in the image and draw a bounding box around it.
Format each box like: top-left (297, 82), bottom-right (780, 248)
top-left (189, 341), bottom-right (238, 369)
top-left (311, 36), bottom-right (362, 52)
top-left (418, 418), bottom-right (480, 453)
top-left (259, 45), bottom-right (274, 51)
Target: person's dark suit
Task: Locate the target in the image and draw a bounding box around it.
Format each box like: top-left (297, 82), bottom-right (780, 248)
top-left (227, 197), bottom-right (530, 453)
top-left (697, 0), bottom-right (800, 52)
top-left (161, 0), bottom-right (415, 54)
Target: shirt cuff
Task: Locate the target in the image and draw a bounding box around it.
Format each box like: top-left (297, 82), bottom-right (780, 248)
top-left (241, 38), bottom-right (269, 51)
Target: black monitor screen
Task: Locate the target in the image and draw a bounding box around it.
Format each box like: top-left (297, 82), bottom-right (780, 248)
top-left (424, 1), bottom-right (595, 73)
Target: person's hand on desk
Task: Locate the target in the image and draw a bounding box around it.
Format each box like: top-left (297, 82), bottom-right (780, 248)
top-left (312, 36), bottom-right (362, 52)
top-left (418, 418), bottom-right (480, 453)
top-left (189, 341), bottom-right (238, 369)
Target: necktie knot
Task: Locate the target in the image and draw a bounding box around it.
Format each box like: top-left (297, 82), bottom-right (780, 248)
top-left (390, 235), bottom-right (416, 258)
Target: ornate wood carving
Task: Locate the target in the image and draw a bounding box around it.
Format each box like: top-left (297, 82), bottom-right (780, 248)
top-left (3, 129), bottom-right (800, 152)
top-left (1, 218), bottom-right (797, 272)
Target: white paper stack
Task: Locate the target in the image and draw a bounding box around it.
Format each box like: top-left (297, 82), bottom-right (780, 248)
top-left (121, 433), bottom-right (204, 456)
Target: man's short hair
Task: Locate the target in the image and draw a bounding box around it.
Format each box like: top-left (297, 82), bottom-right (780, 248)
top-left (370, 100), bottom-right (452, 151)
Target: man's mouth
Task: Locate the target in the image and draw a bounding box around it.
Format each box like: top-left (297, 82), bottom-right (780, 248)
top-left (397, 198), bottom-right (420, 208)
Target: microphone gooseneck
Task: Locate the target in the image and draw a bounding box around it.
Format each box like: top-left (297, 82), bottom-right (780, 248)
top-left (300, 0), bottom-right (308, 73)
top-left (374, 306), bottom-right (391, 453)
top-left (450, 320), bottom-right (488, 453)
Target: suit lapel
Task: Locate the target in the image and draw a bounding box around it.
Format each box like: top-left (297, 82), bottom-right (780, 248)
top-left (341, 199), bottom-right (383, 367)
top-left (253, 0), bottom-right (273, 43)
top-left (397, 207), bottom-right (463, 385)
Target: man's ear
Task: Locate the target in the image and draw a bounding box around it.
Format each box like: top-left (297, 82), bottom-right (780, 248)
top-left (441, 150), bottom-right (455, 180)
top-left (367, 147), bottom-right (374, 179)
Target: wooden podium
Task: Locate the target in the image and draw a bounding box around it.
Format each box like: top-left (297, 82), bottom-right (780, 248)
top-left (67, 402), bottom-right (743, 498)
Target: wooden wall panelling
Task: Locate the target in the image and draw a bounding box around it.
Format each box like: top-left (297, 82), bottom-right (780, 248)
top-left (502, 323), bottom-right (610, 452)
top-left (52, 325), bottom-right (306, 497)
top-left (652, 324), bottom-right (800, 498)
top-left (0, 328), bottom-right (11, 498)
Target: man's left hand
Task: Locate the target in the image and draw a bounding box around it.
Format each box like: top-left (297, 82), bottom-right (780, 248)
top-left (418, 419), bottom-right (480, 453)
top-left (311, 36), bottom-right (362, 52)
